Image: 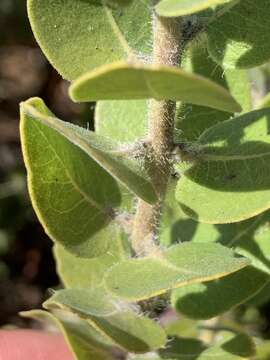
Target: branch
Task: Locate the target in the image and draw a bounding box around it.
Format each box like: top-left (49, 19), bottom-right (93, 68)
top-left (132, 14), bottom-right (183, 255)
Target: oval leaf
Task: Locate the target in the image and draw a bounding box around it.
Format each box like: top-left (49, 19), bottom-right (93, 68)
top-left (21, 98), bottom-right (158, 204)
top-left (96, 100), bottom-right (148, 142)
top-left (20, 97), bottom-right (129, 258)
top-left (171, 266), bottom-right (269, 320)
top-left (105, 242), bottom-right (249, 301)
top-left (70, 62), bottom-right (241, 113)
top-left (156, 0), bottom-right (234, 17)
top-left (44, 288), bottom-right (167, 354)
top-left (27, 0), bottom-right (152, 80)
top-left (207, 0), bottom-right (270, 69)
top-left (54, 236), bottom-right (130, 290)
top-left (177, 109), bottom-right (270, 224)
top-left (177, 40), bottom-right (251, 142)
top-left (21, 310), bottom-right (115, 360)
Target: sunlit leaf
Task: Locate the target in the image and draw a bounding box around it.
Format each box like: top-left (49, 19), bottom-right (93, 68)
top-left (176, 109), bottom-right (270, 223)
top-left (176, 40), bottom-right (251, 141)
top-left (54, 236), bottom-right (130, 289)
top-left (156, 0), bottom-right (234, 17)
top-left (70, 62), bottom-right (241, 113)
top-left (96, 100), bottom-right (147, 143)
top-left (44, 288), bottom-right (167, 353)
top-left (172, 266), bottom-right (268, 319)
top-left (105, 242), bottom-right (249, 301)
top-left (207, 0), bottom-right (270, 69)
top-left (133, 332), bottom-right (254, 359)
top-left (27, 0), bottom-right (152, 80)
top-left (20, 97), bottom-right (128, 258)
top-left (21, 98), bottom-right (158, 205)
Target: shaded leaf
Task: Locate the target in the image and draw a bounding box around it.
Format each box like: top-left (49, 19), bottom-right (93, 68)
top-left (54, 236), bottom-right (130, 289)
top-left (133, 332), bottom-right (254, 359)
top-left (172, 266), bottom-right (269, 319)
top-left (156, 0), bottom-right (234, 17)
top-left (207, 0), bottom-right (270, 69)
top-left (197, 331), bottom-right (255, 359)
top-left (177, 40), bottom-right (251, 142)
top-left (247, 282), bottom-right (270, 307)
top-left (176, 109), bottom-right (270, 223)
top-left (44, 288), bottom-right (167, 353)
top-left (70, 62), bottom-right (241, 113)
top-left (27, 0), bottom-right (152, 80)
top-left (161, 195), bottom-right (270, 318)
top-left (20, 97), bottom-right (127, 258)
top-left (21, 310), bottom-right (115, 360)
top-left (105, 242), bottom-right (249, 301)
top-left (21, 98), bottom-right (158, 204)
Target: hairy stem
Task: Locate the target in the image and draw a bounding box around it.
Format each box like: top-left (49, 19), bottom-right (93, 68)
top-left (132, 14), bottom-right (183, 255)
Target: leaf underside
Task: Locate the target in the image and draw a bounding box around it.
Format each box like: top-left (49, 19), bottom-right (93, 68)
top-left (44, 288), bottom-right (167, 354)
top-left (70, 62), bottom-right (241, 114)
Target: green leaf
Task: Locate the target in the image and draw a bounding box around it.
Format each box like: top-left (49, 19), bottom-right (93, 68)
top-left (171, 266), bottom-right (269, 319)
top-left (254, 340), bottom-right (270, 360)
top-left (156, 0), bottom-right (234, 17)
top-left (258, 93), bottom-right (270, 109)
top-left (207, 0), bottom-right (270, 69)
top-left (21, 98), bottom-right (158, 204)
top-left (105, 242), bottom-right (249, 301)
top-left (176, 40), bottom-right (251, 142)
top-left (177, 108), bottom-right (270, 223)
top-left (197, 331), bottom-right (255, 359)
top-left (133, 332), bottom-right (254, 360)
top-left (20, 97), bottom-right (129, 258)
top-left (247, 282), bottom-right (270, 307)
top-left (44, 288), bottom-right (167, 354)
top-left (54, 235), bottom-right (130, 289)
top-left (21, 310), bottom-right (115, 360)
top-left (163, 193), bottom-right (270, 318)
top-left (70, 62), bottom-right (241, 113)
top-left (27, 0), bottom-right (152, 80)
top-left (96, 100), bottom-right (147, 142)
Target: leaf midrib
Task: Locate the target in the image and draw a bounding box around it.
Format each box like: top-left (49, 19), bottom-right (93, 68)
top-left (33, 121), bottom-right (111, 218)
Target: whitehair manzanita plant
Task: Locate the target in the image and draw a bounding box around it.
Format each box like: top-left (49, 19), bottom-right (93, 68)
top-left (19, 0), bottom-right (270, 358)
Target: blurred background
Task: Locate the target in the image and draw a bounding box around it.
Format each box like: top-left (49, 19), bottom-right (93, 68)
top-left (1, 0), bottom-right (270, 341)
top-left (0, 0), bottom-right (94, 328)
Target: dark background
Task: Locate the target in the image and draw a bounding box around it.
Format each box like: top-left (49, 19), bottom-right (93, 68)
top-left (1, 0), bottom-right (270, 340)
top-left (0, 0), bottom-right (93, 328)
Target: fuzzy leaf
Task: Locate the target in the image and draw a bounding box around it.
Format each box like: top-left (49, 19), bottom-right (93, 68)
top-left (172, 267), bottom-right (268, 320)
top-left (156, 0), bottom-right (234, 17)
top-left (27, 0), bottom-right (151, 80)
top-left (197, 331), bottom-right (255, 359)
top-left (133, 332), bottom-right (254, 359)
top-left (21, 310), bottom-right (114, 360)
top-left (177, 109), bottom-right (270, 224)
top-left (254, 340), bottom-right (270, 360)
top-left (70, 62), bottom-right (241, 113)
top-left (20, 97), bottom-right (129, 258)
top-left (21, 98), bottom-right (158, 204)
top-left (163, 190), bottom-right (270, 318)
top-left (96, 100), bottom-right (147, 142)
top-left (177, 40), bottom-right (251, 142)
top-left (44, 288), bottom-right (167, 354)
top-left (105, 242), bottom-right (249, 301)
top-left (54, 236), bottom-right (130, 289)
top-left (207, 0), bottom-right (270, 69)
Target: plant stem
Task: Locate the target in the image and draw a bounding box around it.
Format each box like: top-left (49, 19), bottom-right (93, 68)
top-left (132, 14), bottom-right (183, 255)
